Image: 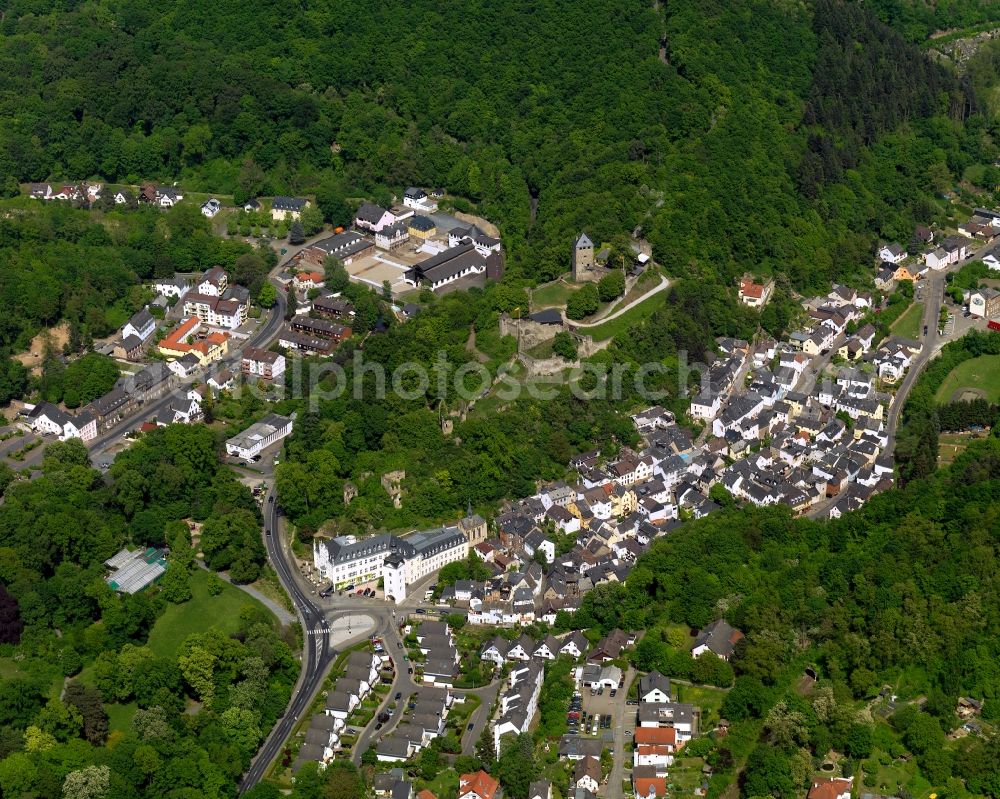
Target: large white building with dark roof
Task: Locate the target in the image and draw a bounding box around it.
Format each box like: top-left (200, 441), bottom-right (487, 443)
top-left (314, 526), bottom-right (468, 602)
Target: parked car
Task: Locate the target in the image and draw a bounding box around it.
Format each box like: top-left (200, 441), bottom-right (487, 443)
top-left (397, 642), bottom-right (403, 649)
top-left (610, 689), bottom-right (617, 698)
top-left (415, 608), bottom-right (426, 614)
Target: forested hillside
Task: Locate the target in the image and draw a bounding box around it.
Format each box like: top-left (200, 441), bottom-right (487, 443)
top-left (0, 0), bottom-right (993, 288)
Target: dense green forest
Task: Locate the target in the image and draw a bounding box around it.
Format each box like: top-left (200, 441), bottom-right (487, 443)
top-left (0, 428), bottom-right (290, 798)
top-left (565, 435), bottom-right (1000, 796)
top-left (1, 0), bottom-right (997, 290)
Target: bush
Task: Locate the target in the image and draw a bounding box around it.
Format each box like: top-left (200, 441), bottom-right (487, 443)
top-left (598, 271), bottom-right (625, 302)
top-left (552, 332), bottom-right (578, 360)
top-left (566, 284), bottom-right (599, 319)
top-left (206, 573), bottom-right (225, 596)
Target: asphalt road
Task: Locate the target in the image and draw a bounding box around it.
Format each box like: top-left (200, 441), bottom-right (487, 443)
top-left (883, 269), bottom-right (946, 458)
top-left (239, 488), bottom-right (333, 791)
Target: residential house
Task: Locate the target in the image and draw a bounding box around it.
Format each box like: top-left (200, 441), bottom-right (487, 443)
top-left (241, 347), bottom-right (286, 380)
top-left (632, 726), bottom-right (676, 769)
top-left (402, 187), bottom-right (438, 212)
top-left (355, 202), bottom-right (396, 233)
top-left (122, 307), bottom-right (157, 343)
top-left (638, 671), bottom-right (671, 703)
top-left (588, 628), bottom-right (628, 662)
top-left (271, 196), bottom-right (309, 221)
top-left (559, 631), bottom-right (590, 659)
top-left (449, 224), bottom-right (502, 257)
top-left (408, 215), bottom-right (437, 240)
top-left (158, 317), bottom-right (230, 365)
top-left (573, 757), bottom-right (601, 795)
top-left (529, 781), bottom-right (552, 799)
top-left (313, 295), bottom-right (356, 320)
top-left (376, 221), bottom-right (410, 250)
top-left (738, 277), bottom-right (773, 307)
top-left (458, 771), bottom-right (500, 799)
top-left (113, 335), bottom-right (146, 361)
top-left (633, 768), bottom-right (667, 799)
top-left (877, 243), bottom-right (907, 263)
top-left (293, 271), bottom-right (325, 291)
top-left (970, 288), bottom-right (1000, 319)
top-left (807, 777), bottom-right (853, 799)
top-left (26, 402), bottom-right (97, 442)
top-left (692, 619), bottom-right (744, 660)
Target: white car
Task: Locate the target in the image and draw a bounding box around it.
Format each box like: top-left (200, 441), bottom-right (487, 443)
top-left (201, 198), bottom-right (221, 218)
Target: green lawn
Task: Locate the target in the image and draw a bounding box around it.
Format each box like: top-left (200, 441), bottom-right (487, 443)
top-left (892, 302), bottom-right (924, 340)
top-left (107, 701), bottom-right (138, 734)
top-left (449, 694), bottom-right (481, 726)
top-left (862, 749), bottom-right (934, 799)
top-left (934, 354), bottom-right (1000, 404)
top-left (577, 291), bottom-right (667, 342)
top-left (146, 569), bottom-right (274, 658)
top-left (667, 756), bottom-right (707, 792)
top-left (674, 683), bottom-right (729, 729)
top-left (417, 768), bottom-right (460, 799)
top-left (0, 657), bottom-right (64, 699)
top-left (531, 280), bottom-right (580, 309)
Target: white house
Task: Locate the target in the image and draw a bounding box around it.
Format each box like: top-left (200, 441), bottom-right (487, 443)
top-left (402, 187), bottom-right (438, 212)
top-left (26, 403), bottom-right (97, 442)
top-left (638, 671), bottom-right (671, 703)
top-left (122, 307), bottom-right (157, 343)
top-left (877, 243), bottom-right (907, 264)
top-left (690, 390), bottom-right (721, 421)
top-left (375, 222), bottom-right (410, 251)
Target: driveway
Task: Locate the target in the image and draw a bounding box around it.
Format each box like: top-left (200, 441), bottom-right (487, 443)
top-left (605, 667), bottom-right (635, 799)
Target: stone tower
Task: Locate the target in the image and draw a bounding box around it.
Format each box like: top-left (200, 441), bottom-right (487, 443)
top-left (572, 232), bottom-right (594, 282)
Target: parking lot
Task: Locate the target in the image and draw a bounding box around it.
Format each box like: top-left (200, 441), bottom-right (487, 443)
top-left (0, 426), bottom-right (46, 472)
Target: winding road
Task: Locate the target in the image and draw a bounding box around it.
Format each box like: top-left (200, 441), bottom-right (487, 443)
top-left (568, 275), bottom-right (670, 329)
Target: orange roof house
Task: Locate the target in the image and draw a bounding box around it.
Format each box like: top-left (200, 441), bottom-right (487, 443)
top-left (738, 276), bottom-right (774, 307)
top-left (459, 771), bottom-right (500, 799)
top-left (158, 316), bottom-right (230, 365)
top-left (294, 270), bottom-right (325, 288)
top-left (634, 727), bottom-right (677, 747)
top-left (634, 775), bottom-right (668, 798)
top-left (808, 777), bottom-right (853, 799)
top-left (417, 791), bottom-right (437, 799)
